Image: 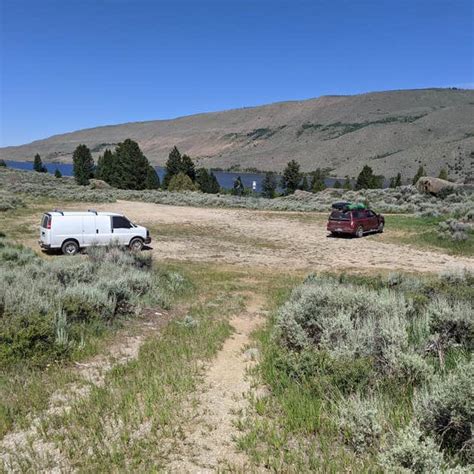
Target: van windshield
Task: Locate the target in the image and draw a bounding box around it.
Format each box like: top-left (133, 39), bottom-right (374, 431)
top-left (329, 210), bottom-right (351, 221)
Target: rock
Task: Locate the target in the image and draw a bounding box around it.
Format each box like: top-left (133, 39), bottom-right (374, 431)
top-left (89, 179), bottom-right (111, 189)
top-left (244, 348), bottom-right (260, 361)
top-left (415, 176), bottom-right (458, 195)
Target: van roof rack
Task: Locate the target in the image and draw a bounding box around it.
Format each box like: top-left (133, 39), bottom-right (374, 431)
top-left (88, 209), bottom-right (98, 215)
top-left (53, 208), bottom-right (64, 215)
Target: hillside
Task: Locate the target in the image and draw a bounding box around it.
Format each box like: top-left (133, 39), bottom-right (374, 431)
top-left (1, 88), bottom-right (473, 180)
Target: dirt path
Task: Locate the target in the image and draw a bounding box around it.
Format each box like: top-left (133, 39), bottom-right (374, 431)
top-left (165, 295), bottom-right (264, 473)
top-left (86, 201), bottom-right (474, 274)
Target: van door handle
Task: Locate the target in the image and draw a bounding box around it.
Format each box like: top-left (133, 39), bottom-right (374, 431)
top-left (96, 229), bottom-right (99, 234)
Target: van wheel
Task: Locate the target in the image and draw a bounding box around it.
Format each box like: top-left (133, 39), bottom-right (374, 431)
top-left (355, 226), bottom-right (364, 238)
top-left (62, 240), bottom-right (79, 255)
top-left (129, 237), bottom-right (144, 251)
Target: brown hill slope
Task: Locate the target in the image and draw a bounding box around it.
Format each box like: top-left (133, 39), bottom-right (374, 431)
top-left (1, 88), bottom-right (473, 180)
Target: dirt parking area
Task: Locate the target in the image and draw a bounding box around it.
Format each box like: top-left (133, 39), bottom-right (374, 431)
top-left (84, 200), bottom-right (474, 274)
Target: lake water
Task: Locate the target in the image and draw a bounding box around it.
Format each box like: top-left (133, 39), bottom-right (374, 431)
top-left (4, 160), bottom-right (347, 192)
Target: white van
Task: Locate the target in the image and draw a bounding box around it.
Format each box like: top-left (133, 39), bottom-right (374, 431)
top-left (39, 210), bottom-right (151, 255)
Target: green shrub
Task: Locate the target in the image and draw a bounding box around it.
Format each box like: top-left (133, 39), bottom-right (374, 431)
top-left (415, 360), bottom-right (473, 464)
top-left (379, 423), bottom-right (445, 473)
top-left (275, 277), bottom-right (410, 374)
top-left (338, 395), bottom-right (382, 453)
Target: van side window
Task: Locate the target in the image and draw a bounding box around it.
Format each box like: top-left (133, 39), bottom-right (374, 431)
top-left (112, 216), bottom-right (132, 229)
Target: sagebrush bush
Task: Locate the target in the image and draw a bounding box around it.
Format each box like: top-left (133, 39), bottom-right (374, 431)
top-left (0, 237), bottom-right (183, 368)
top-left (275, 277), bottom-right (410, 374)
top-left (414, 360), bottom-right (473, 464)
top-left (338, 395), bottom-right (382, 453)
top-left (379, 423), bottom-right (445, 473)
top-left (425, 298), bottom-right (474, 351)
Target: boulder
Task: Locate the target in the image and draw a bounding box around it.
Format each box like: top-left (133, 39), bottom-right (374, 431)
top-left (89, 179), bottom-right (111, 189)
top-left (415, 176), bottom-right (457, 195)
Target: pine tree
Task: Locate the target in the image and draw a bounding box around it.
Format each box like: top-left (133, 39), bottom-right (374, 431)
top-left (95, 149), bottom-right (117, 183)
top-left (72, 145), bottom-right (94, 185)
top-left (0, 159), bottom-right (6, 167)
top-left (208, 171), bottom-right (220, 194)
top-left (54, 168), bottom-right (62, 178)
top-left (114, 139), bottom-right (150, 189)
top-left (163, 146), bottom-right (182, 188)
top-left (343, 176), bottom-right (352, 190)
top-left (334, 180), bottom-right (341, 188)
top-left (232, 176), bottom-right (245, 196)
top-left (281, 160), bottom-right (301, 195)
top-left (394, 172), bottom-right (402, 187)
top-left (355, 165), bottom-right (378, 190)
top-left (301, 175), bottom-right (309, 191)
top-left (412, 165), bottom-right (426, 185)
top-left (33, 154), bottom-right (47, 173)
top-left (438, 168), bottom-right (448, 180)
top-left (144, 165), bottom-right (160, 189)
top-left (311, 168), bottom-right (326, 192)
top-left (181, 154), bottom-right (196, 181)
top-left (261, 171), bottom-right (277, 198)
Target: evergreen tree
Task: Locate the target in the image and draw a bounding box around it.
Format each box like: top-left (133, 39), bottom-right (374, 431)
top-left (95, 149), bottom-right (117, 183)
top-left (343, 176), bottom-right (352, 190)
top-left (394, 172), bottom-right (402, 187)
top-left (412, 165), bottom-right (426, 185)
top-left (333, 180), bottom-right (341, 189)
top-left (311, 168), bottom-right (326, 192)
top-left (113, 139), bottom-right (150, 189)
top-left (232, 176), bottom-right (245, 196)
top-left (54, 168), bottom-right (62, 178)
top-left (144, 165), bottom-right (160, 189)
top-left (300, 175), bottom-right (310, 191)
top-left (168, 172), bottom-right (198, 192)
top-left (33, 154), bottom-right (47, 173)
top-left (438, 168), bottom-right (448, 180)
top-left (163, 146), bottom-right (182, 188)
top-left (0, 159), bottom-right (6, 167)
top-left (196, 168), bottom-right (220, 194)
top-left (72, 145), bottom-right (94, 185)
top-left (261, 171), bottom-right (277, 198)
top-left (355, 165), bottom-right (378, 190)
top-left (281, 160), bottom-right (301, 195)
top-left (208, 171), bottom-right (220, 194)
top-left (181, 154), bottom-right (196, 181)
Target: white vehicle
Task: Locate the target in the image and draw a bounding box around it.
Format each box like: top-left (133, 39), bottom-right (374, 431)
top-left (39, 210), bottom-right (151, 255)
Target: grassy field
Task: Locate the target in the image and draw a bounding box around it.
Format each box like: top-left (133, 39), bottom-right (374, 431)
top-left (1, 187), bottom-right (473, 471)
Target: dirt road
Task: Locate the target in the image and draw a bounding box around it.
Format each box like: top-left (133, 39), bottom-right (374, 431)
top-left (89, 201), bottom-right (474, 274)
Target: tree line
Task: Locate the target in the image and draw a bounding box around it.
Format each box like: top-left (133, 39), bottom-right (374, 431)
top-left (30, 144), bottom-right (450, 197)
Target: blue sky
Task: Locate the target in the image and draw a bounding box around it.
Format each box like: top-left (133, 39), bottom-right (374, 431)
top-left (0, 0), bottom-right (472, 146)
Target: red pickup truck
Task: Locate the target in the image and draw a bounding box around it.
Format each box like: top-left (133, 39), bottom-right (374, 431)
top-left (327, 208), bottom-right (385, 237)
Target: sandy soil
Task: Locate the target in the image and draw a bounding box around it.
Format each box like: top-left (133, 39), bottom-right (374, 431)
top-left (87, 200), bottom-right (474, 274)
top-left (165, 295), bottom-right (265, 473)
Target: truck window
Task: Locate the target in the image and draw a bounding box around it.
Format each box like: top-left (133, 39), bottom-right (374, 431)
top-left (329, 210), bottom-right (350, 221)
top-left (112, 216), bottom-right (132, 229)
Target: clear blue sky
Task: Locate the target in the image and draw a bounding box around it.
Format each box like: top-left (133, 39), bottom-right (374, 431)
top-left (1, 0), bottom-right (472, 146)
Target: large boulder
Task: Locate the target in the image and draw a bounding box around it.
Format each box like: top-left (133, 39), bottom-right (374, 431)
top-left (89, 179), bottom-right (111, 189)
top-left (415, 176), bottom-right (458, 195)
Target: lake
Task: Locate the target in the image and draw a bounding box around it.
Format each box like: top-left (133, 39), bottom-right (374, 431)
top-left (4, 160), bottom-right (349, 192)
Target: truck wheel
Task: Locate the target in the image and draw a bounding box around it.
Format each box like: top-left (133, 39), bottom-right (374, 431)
top-left (378, 222), bottom-right (384, 233)
top-left (355, 226), bottom-right (364, 238)
top-left (62, 240), bottom-right (79, 255)
top-left (129, 237), bottom-right (144, 251)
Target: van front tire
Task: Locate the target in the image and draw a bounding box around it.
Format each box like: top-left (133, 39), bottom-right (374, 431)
top-left (129, 237), bottom-right (144, 251)
top-left (62, 240), bottom-right (80, 256)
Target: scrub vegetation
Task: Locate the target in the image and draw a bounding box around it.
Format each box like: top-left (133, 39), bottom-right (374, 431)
top-left (238, 270), bottom-right (473, 471)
